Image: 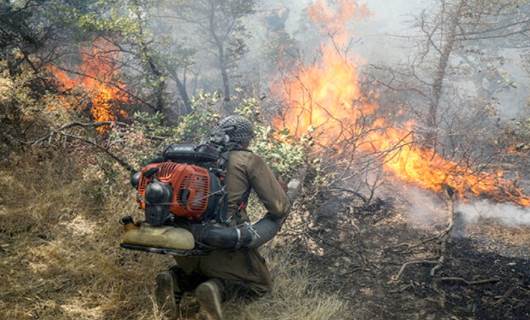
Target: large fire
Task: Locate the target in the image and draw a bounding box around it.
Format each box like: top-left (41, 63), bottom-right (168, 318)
top-left (48, 38), bottom-right (129, 133)
top-left (273, 0), bottom-right (530, 207)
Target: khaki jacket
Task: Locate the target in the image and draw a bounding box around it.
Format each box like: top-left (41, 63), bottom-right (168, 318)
top-left (224, 150), bottom-right (290, 224)
top-left (174, 150), bottom-right (289, 295)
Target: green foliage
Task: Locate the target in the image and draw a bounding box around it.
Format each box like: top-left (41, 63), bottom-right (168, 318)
top-left (173, 92), bottom-right (222, 143)
top-left (131, 111), bottom-right (171, 137)
top-left (40, 0), bottom-right (140, 38)
top-left (235, 97), bottom-right (307, 178)
top-left (76, 12), bottom-right (140, 36)
top-left (251, 124), bottom-right (306, 178)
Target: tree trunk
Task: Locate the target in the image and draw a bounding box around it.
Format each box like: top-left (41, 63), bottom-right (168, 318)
top-left (133, 5), bottom-right (167, 117)
top-left (207, 1), bottom-right (231, 104)
top-left (218, 48), bottom-right (231, 102)
top-left (426, 0), bottom-right (465, 148)
top-left (140, 45), bottom-right (176, 123)
top-left (141, 48), bottom-right (166, 113)
top-left (175, 74), bottom-right (192, 114)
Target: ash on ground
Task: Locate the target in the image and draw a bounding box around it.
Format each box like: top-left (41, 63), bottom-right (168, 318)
top-left (278, 188), bottom-right (530, 320)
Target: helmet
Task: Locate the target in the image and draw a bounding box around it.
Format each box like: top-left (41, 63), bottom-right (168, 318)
top-left (215, 115), bottom-right (255, 148)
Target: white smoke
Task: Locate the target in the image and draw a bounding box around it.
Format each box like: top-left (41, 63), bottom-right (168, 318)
top-left (399, 187), bottom-right (450, 228)
top-left (397, 186), bottom-right (530, 229)
top-left (457, 200), bottom-right (530, 227)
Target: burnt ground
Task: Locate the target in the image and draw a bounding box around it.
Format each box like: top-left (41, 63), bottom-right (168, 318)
top-left (279, 189), bottom-right (530, 320)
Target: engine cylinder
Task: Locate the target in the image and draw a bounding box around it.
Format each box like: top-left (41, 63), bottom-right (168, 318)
top-left (144, 181), bottom-right (172, 226)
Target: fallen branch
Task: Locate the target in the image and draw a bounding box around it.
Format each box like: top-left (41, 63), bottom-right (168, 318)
top-left (392, 259), bottom-right (439, 282)
top-left (387, 188), bottom-right (458, 254)
top-left (392, 186), bottom-right (454, 282)
top-left (438, 277), bottom-right (500, 286)
top-left (386, 231), bottom-right (446, 252)
top-left (392, 187), bottom-right (457, 283)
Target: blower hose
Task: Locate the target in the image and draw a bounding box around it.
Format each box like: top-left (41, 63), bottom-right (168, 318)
top-left (192, 213), bottom-right (284, 249)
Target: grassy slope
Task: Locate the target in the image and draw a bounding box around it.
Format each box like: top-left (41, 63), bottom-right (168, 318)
top-left (0, 152), bottom-right (347, 320)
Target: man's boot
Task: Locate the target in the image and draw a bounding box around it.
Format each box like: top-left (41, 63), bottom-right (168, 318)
top-left (195, 279), bottom-right (224, 320)
top-left (154, 271), bottom-right (179, 316)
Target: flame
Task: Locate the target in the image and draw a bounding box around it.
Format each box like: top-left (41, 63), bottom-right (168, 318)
top-left (273, 0), bottom-right (530, 207)
top-left (48, 38), bottom-right (129, 133)
top-left (272, 46), bottom-right (376, 145)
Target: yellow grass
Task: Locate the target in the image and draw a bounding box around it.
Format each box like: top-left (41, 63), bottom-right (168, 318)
top-left (0, 152), bottom-right (347, 320)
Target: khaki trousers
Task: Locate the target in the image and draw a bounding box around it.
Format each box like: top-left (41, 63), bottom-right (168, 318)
top-left (173, 248), bottom-right (272, 298)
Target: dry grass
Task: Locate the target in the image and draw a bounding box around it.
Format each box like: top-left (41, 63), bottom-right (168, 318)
top-left (0, 151), bottom-right (348, 320)
top-left (224, 248), bottom-right (346, 320)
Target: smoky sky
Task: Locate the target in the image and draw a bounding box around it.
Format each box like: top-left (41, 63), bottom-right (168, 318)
top-left (250, 0), bottom-right (529, 119)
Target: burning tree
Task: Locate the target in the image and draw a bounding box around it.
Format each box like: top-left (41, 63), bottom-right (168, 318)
top-left (48, 38), bottom-right (130, 134)
top-left (272, 0), bottom-right (530, 208)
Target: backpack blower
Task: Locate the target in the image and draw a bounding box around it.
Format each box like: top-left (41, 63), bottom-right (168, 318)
top-left (120, 142), bottom-right (228, 256)
top-left (120, 128), bottom-right (299, 256)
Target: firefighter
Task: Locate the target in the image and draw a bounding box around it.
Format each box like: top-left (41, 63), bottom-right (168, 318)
top-left (154, 115), bottom-right (290, 320)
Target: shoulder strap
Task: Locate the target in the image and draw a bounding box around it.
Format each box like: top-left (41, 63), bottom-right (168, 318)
top-left (237, 187), bottom-right (252, 212)
top-left (231, 148), bottom-right (253, 152)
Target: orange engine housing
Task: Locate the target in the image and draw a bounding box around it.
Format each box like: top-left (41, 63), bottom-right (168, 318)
top-left (136, 162), bottom-right (214, 221)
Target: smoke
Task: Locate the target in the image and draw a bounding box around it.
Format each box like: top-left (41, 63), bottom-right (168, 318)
top-left (281, 0), bottom-right (432, 64)
top-left (400, 187), bottom-right (449, 228)
top-left (457, 200), bottom-right (530, 227)
top-left (241, 0), bottom-right (434, 86)
top-left (398, 187), bottom-right (530, 229)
